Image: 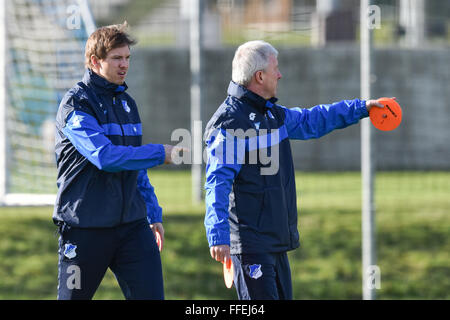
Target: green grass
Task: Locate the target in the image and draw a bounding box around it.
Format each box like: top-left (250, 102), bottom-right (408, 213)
top-left (0, 171), bottom-right (448, 299)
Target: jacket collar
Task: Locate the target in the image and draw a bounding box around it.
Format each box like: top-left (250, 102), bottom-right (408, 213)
top-left (82, 68), bottom-right (128, 94)
top-left (227, 81), bottom-right (278, 113)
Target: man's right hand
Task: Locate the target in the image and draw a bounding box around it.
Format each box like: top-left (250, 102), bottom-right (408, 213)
top-left (210, 244), bottom-right (231, 265)
top-left (163, 145), bottom-right (174, 164)
top-left (163, 145), bottom-right (189, 164)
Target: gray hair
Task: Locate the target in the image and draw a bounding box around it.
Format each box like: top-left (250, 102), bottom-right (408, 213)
top-left (231, 40), bottom-right (278, 87)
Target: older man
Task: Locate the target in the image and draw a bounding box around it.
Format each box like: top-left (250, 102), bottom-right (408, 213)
top-left (204, 40), bottom-right (384, 300)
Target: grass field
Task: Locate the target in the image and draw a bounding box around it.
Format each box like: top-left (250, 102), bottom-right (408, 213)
top-left (0, 170), bottom-right (449, 300)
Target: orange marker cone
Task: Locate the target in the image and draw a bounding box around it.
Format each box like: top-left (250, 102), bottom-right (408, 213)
top-left (155, 230), bottom-right (163, 252)
top-left (223, 258), bottom-right (234, 289)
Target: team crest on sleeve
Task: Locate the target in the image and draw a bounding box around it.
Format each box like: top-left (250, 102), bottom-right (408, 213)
top-left (122, 100), bottom-right (131, 113)
top-left (70, 114), bottom-right (81, 128)
top-left (248, 264), bottom-right (263, 279)
top-left (64, 243), bottom-right (77, 259)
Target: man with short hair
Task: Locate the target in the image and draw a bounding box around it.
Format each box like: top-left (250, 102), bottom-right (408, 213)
top-left (204, 40), bottom-right (385, 300)
top-left (54, 22), bottom-right (175, 300)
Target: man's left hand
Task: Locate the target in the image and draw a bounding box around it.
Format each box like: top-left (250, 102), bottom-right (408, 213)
top-left (150, 222), bottom-right (164, 252)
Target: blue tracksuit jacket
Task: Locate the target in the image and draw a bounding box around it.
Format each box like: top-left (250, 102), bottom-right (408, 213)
top-left (204, 81), bottom-right (369, 254)
top-left (53, 69), bottom-right (165, 228)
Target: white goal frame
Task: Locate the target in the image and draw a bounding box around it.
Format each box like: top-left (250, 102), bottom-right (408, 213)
top-left (0, 0), bottom-right (96, 206)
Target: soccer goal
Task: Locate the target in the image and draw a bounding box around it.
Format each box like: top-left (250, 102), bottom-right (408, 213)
top-left (0, 0), bottom-right (95, 206)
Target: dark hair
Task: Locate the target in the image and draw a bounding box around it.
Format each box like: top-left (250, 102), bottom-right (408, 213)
top-left (84, 21), bottom-right (137, 68)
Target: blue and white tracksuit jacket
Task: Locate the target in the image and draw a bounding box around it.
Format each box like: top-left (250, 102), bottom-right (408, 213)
top-left (204, 81), bottom-right (369, 255)
top-left (53, 69), bottom-right (165, 228)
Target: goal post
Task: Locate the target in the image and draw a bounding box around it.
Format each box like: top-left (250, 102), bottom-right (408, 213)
top-left (0, 0), bottom-right (95, 206)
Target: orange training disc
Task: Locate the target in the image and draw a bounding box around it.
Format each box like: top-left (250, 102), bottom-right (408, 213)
top-left (223, 259), bottom-right (234, 289)
top-left (369, 97), bottom-right (402, 131)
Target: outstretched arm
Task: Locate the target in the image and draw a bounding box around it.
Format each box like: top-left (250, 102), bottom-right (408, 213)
top-left (63, 110), bottom-right (179, 171)
top-left (282, 98), bottom-right (385, 140)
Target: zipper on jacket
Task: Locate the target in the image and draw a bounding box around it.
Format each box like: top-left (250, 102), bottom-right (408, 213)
top-left (112, 96), bottom-right (125, 137)
top-left (112, 94), bottom-right (126, 224)
top-left (265, 108), bottom-right (294, 249)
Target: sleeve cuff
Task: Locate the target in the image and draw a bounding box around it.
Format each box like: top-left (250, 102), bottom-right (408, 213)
top-left (157, 144), bottom-right (166, 165)
top-left (207, 232), bottom-right (230, 248)
top-left (361, 100), bottom-right (370, 118)
top-left (147, 211), bottom-right (163, 224)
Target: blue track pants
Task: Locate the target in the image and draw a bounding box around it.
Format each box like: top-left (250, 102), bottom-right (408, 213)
top-left (231, 252), bottom-right (292, 300)
top-left (57, 218), bottom-right (164, 300)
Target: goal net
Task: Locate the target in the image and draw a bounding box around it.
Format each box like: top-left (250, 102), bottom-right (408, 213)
top-left (0, 0), bottom-right (95, 205)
